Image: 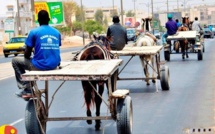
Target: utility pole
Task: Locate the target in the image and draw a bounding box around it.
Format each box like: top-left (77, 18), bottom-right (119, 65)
top-left (80, 0), bottom-right (85, 45)
top-left (167, 0), bottom-right (169, 13)
top-left (17, 0), bottom-right (21, 35)
top-left (177, 0), bottom-right (179, 12)
top-left (151, 0), bottom-right (154, 34)
top-left (120, 0), bottom-right (124, 25)
top-left (31, 0), bottom-right (35, 28)
top-left (133, 0), bottom-right (136, 23)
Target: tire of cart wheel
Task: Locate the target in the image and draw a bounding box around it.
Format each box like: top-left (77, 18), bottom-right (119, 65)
top-left (197, 50), bottom-right (203, 60)
top-left (116, 96), bottom-right (133, 134)
top-left (160, 65), bottom-right (170, 90)
top-left (164, 51), bottom-right (170, 61)
top-left (25, 99), bottom-right (43, 134)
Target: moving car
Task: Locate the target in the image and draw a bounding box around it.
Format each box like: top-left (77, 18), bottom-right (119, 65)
top-left (203, 28), bottom-right (214, 38)
top-left (126, 28), bottom-right (136, 41)
top-left (3, 36), bottom-right (27, 58)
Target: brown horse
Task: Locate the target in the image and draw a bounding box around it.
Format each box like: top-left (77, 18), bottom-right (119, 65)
top-left (178, 17), bottom-right (190, 59)
top-left (73, 35), bottom-right (115, 130)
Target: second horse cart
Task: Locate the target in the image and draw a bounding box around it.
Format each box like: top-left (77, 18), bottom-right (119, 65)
top-left (164, 31), bottom-right (204, 61)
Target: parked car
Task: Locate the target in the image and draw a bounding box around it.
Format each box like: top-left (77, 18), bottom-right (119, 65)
top-left (203, 28), bottom-right (214, 38)
top-left (126, 28), bottom-right (136, 41)
top-left (3, 36), bottom-right (27, 58)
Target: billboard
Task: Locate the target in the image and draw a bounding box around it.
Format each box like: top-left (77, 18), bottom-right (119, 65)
top-left (34, 2), bottom-right (64, 25)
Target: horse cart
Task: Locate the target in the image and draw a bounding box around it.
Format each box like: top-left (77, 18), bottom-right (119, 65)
top-left (111, 45), bottom-right (170, 91)
top-left (164, 31), bottom-right (204, 61)
top-left (21, 59), bottom-right (133, 134)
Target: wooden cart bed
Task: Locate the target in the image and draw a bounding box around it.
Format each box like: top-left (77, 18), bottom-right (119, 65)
top-left (167, 31), bottom-right (198, 40)
top-left (110, 45), bottom-right (163, 56)
top-left (21, 59), bottom-right (123, 81)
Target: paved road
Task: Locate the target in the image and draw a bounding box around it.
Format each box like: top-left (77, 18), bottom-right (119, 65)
top-left (0, 39), bottom-right (215, 134)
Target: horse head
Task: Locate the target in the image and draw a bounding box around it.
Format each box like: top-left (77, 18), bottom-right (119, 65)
top-left (93, 35), bottom-right (111, 51)
top-left (142, 17), bottom-right (152, 32)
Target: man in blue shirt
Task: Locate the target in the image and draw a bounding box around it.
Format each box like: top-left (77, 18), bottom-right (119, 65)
top-left (12, 10), bottom-right (61, 99)
top-left (176, 19), bottom-right (182, 28)
top-left (162, 14), bottom-right (178, 45)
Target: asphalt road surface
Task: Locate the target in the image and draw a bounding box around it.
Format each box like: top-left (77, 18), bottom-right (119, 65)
top-left (0, 39), bottom-right (215, 134)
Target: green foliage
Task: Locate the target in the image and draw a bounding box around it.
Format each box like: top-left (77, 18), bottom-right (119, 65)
top-left (72, 21), bottom-right (82, 33)
top-left (84, 20), bottom-right (103, 36)
top-left (94, 9), bottom-right (103, 24)
top-left (54, 25), bottom-right (71, 36)
top-left (126, 10), bottom-right (135, 17)
top-left (75, 6), bottom-right (85, 22)
top-left (63, 1), bottom-right (78, 27)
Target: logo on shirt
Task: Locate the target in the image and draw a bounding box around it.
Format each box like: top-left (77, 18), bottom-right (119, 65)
top-left (47, 38), bottom-right (53, 44)
top-left (0, 125), bottom-right (17, 134)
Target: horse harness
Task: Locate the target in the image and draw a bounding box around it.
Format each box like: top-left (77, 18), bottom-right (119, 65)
top-left (72, 40), bottom-right (114, 61)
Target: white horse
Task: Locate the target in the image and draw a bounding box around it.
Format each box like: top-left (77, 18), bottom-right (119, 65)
top-left (135, 31), bottom-right (158, 85)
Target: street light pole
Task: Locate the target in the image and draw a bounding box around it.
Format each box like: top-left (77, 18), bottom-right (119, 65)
top-left (16, 0), bottom-right (21, 35)
top-left (80, 0), bottom-right (85, 45)
top-left (167, 0), bottom-right (169, 13)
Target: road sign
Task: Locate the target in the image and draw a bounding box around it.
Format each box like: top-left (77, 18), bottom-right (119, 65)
top-left (152, 21), bottom-right (159, 29)
top-left (4, 18), bottom-right (15, 33)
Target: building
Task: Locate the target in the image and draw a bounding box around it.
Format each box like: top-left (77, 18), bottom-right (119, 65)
top-left (84, 6), bottom-right (118, 25)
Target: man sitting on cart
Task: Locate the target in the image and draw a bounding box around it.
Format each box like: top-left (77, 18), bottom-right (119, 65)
top-left (162, 14), bottom-right (178, 46)
top-left (12, 10), bottom-right (62, 99)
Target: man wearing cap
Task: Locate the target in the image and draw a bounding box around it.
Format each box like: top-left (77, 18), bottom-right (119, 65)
top-left (12, 10), bottom-right (62, 99)
top-left (162, 14), bottom-right (178, 45)
top-left (107, 15), bottom-right (128, 50)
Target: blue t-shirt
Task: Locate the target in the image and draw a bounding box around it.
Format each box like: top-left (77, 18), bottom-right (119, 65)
top-left (166, 19), bottom-right (178, 35)
top-left (25, 25), bottom-right (61, 70)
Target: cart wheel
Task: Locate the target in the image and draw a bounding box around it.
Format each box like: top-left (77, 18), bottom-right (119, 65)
top-left (116, 96), bottom-right (133, 134)
top-left (160, 65), bottom-right (170, 90)
top-left (197, 50), bottom-right (203, 60)
top-left (25, 99), bottom-right (46, 134)
top-left (164, 51), bottom-right (170, 61)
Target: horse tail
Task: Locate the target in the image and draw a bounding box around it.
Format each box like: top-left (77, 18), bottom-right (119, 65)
top-left (82, 81), bottom-right (95, 110)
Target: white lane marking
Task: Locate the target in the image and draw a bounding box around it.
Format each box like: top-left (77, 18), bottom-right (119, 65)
top-left (10, 118), bottom-right (24, 126)
top-left (0, 75), bottom-right (14, 81)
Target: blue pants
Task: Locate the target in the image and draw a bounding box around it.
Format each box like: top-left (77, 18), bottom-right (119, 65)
top-left (162, 32), bottom-right (168, 45)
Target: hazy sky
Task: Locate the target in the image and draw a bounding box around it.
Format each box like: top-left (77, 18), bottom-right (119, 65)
top-left (0, 0), bottom-right (214, 16)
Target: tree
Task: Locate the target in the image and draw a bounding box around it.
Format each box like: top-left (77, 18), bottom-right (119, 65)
top-left (63, 1), bottom-right (78, 27)
top-left (75, 6), bottom-right (85, 22)
top-left (72, 21), bottom-right (82, 34)
top-left (103, 15), bottom-right (108, 31)
top-left (84, 20), bottom-right (103, 38)
top-left (94, 9), bottom-right (103, 24)
top-left (126, 10), bottom-right (135, 17)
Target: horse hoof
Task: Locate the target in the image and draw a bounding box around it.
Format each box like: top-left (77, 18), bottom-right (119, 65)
top-left (146, 82), bottom-right (150, 86)
top-left (87, 120), bottom-right (92, 124)
top-left (86, 110), bottom-right (92, 124)
top-left (95, 120), bottom-right (101, 130)
top-left (152, 79), bottom-right (156, 83)
top-left (182, 56), bottom-right (185, 59)
top-left (186, 55), bottom-right (189, 58)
